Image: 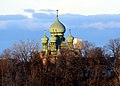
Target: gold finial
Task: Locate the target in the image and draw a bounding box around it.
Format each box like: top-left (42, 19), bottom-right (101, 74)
top-left (56, 9), bottom-right (58, 17)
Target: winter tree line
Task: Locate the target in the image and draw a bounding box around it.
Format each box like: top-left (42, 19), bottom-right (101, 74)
top-left (0, 38), bottom-right (120, 86)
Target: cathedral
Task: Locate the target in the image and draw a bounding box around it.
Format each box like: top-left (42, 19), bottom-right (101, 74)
top-left (41, 10), bottom-right (74, 55)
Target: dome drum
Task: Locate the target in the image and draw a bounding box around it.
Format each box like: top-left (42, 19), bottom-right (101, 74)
top-left (50, 36), bottom-right (57, 42)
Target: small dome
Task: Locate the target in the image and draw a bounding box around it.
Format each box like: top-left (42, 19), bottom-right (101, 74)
top-left (67, 29), bottom-right (74, 42)
top-left (49, 17), bottom-right (66, 34)
top-left (41, 33), bottom-right (49, 43)
top-left (50, 36), bottom-right (57, 42)
top-left (67, 35), bottom-right (74, 42)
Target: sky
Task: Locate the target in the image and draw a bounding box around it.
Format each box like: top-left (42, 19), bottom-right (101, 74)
top-left (0, 0), bottom-right (120, 15)
top-left (0, 0), bottom-right (120, 54)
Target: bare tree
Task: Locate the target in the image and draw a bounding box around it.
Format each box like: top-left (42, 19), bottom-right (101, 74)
top-left (107, 38), bottom-right (120, 58)
top-left (0, 39), bottom-right (120, 86)
top-left (82, 41), bottom-right (95, 58)
top-left (105, 38), bottom-right (120, 84)
top-left (1, 48), bottom-right (12, 59)
top-left (11, 40), bottom-right (39, 62)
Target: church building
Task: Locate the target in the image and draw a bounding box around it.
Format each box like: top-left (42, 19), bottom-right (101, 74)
top-left (41, 10), bottom-right (74, 55)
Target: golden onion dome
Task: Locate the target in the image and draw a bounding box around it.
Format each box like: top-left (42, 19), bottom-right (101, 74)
top-left (67, 29), bottom-right (74, 42)
top-left (41, 32), bottom-right (49, 43)
top-left (49, 10), bottom-right (66, 34)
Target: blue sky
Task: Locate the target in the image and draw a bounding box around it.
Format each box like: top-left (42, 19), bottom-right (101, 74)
top-left (0, 0), bottom-right (120, 54)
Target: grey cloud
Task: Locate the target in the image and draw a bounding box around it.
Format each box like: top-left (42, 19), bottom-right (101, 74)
top-left (39, 9), bottom-right (55, 13)
top-left (24, 9), bottom-right (35, 13)
top-left (61, 14), bottom-right (120, 23)
top-left (32, 13), bottom-right (55, 21)
top-left (25, 21), bottom-right (51, 30)
top-left (24, 9), bottom-right (58, 14)
top-left (80, 22), bottom-right (105, 30)
top-left (79, 22), bottom-right (120, 30)
top-left (105, 22), bottom-right (120, 28)
top-left (59, 14), bottom-right (120, 30)
top-left (0, 14), bottom-right (28, 20)
top-left (0, 9), bottom-right (120, 31)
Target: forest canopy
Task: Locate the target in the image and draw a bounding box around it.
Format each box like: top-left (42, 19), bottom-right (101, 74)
top-left (0, 38), bottom-right (120, 86)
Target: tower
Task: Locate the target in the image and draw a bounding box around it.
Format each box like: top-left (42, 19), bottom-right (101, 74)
top-left (41, 31), bottom-right (49, 53)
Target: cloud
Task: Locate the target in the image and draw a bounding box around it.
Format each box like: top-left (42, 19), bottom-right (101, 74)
top-left (105, 22), bottom-right (120, 29)
top-left (24, 9), bottom-right (55, 21)
top-left (0, 10), bottom-right (120, 31)
top-left (24, 9), bottom-right (35, 13)
top-left (0, 14), bottom-right (28, 20)
top-left (25, 21), bottom-right (51, 30)
top-left (32, 13), bottom-right (54, 20)
top-left (79, 22), bottom-right (120, 30)
top-left (80, 22), bottom-right (105, 30)
top-left (59, 13), bottom-right (120, 30)
top-left (39, 9), bottom-right (55, 13)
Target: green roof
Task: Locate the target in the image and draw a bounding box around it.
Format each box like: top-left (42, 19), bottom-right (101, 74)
top-left (49, 17), bottom-right (66, 33)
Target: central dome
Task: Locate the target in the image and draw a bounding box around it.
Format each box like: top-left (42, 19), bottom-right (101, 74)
top-left (49, 17), bottom-right (66, 34)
